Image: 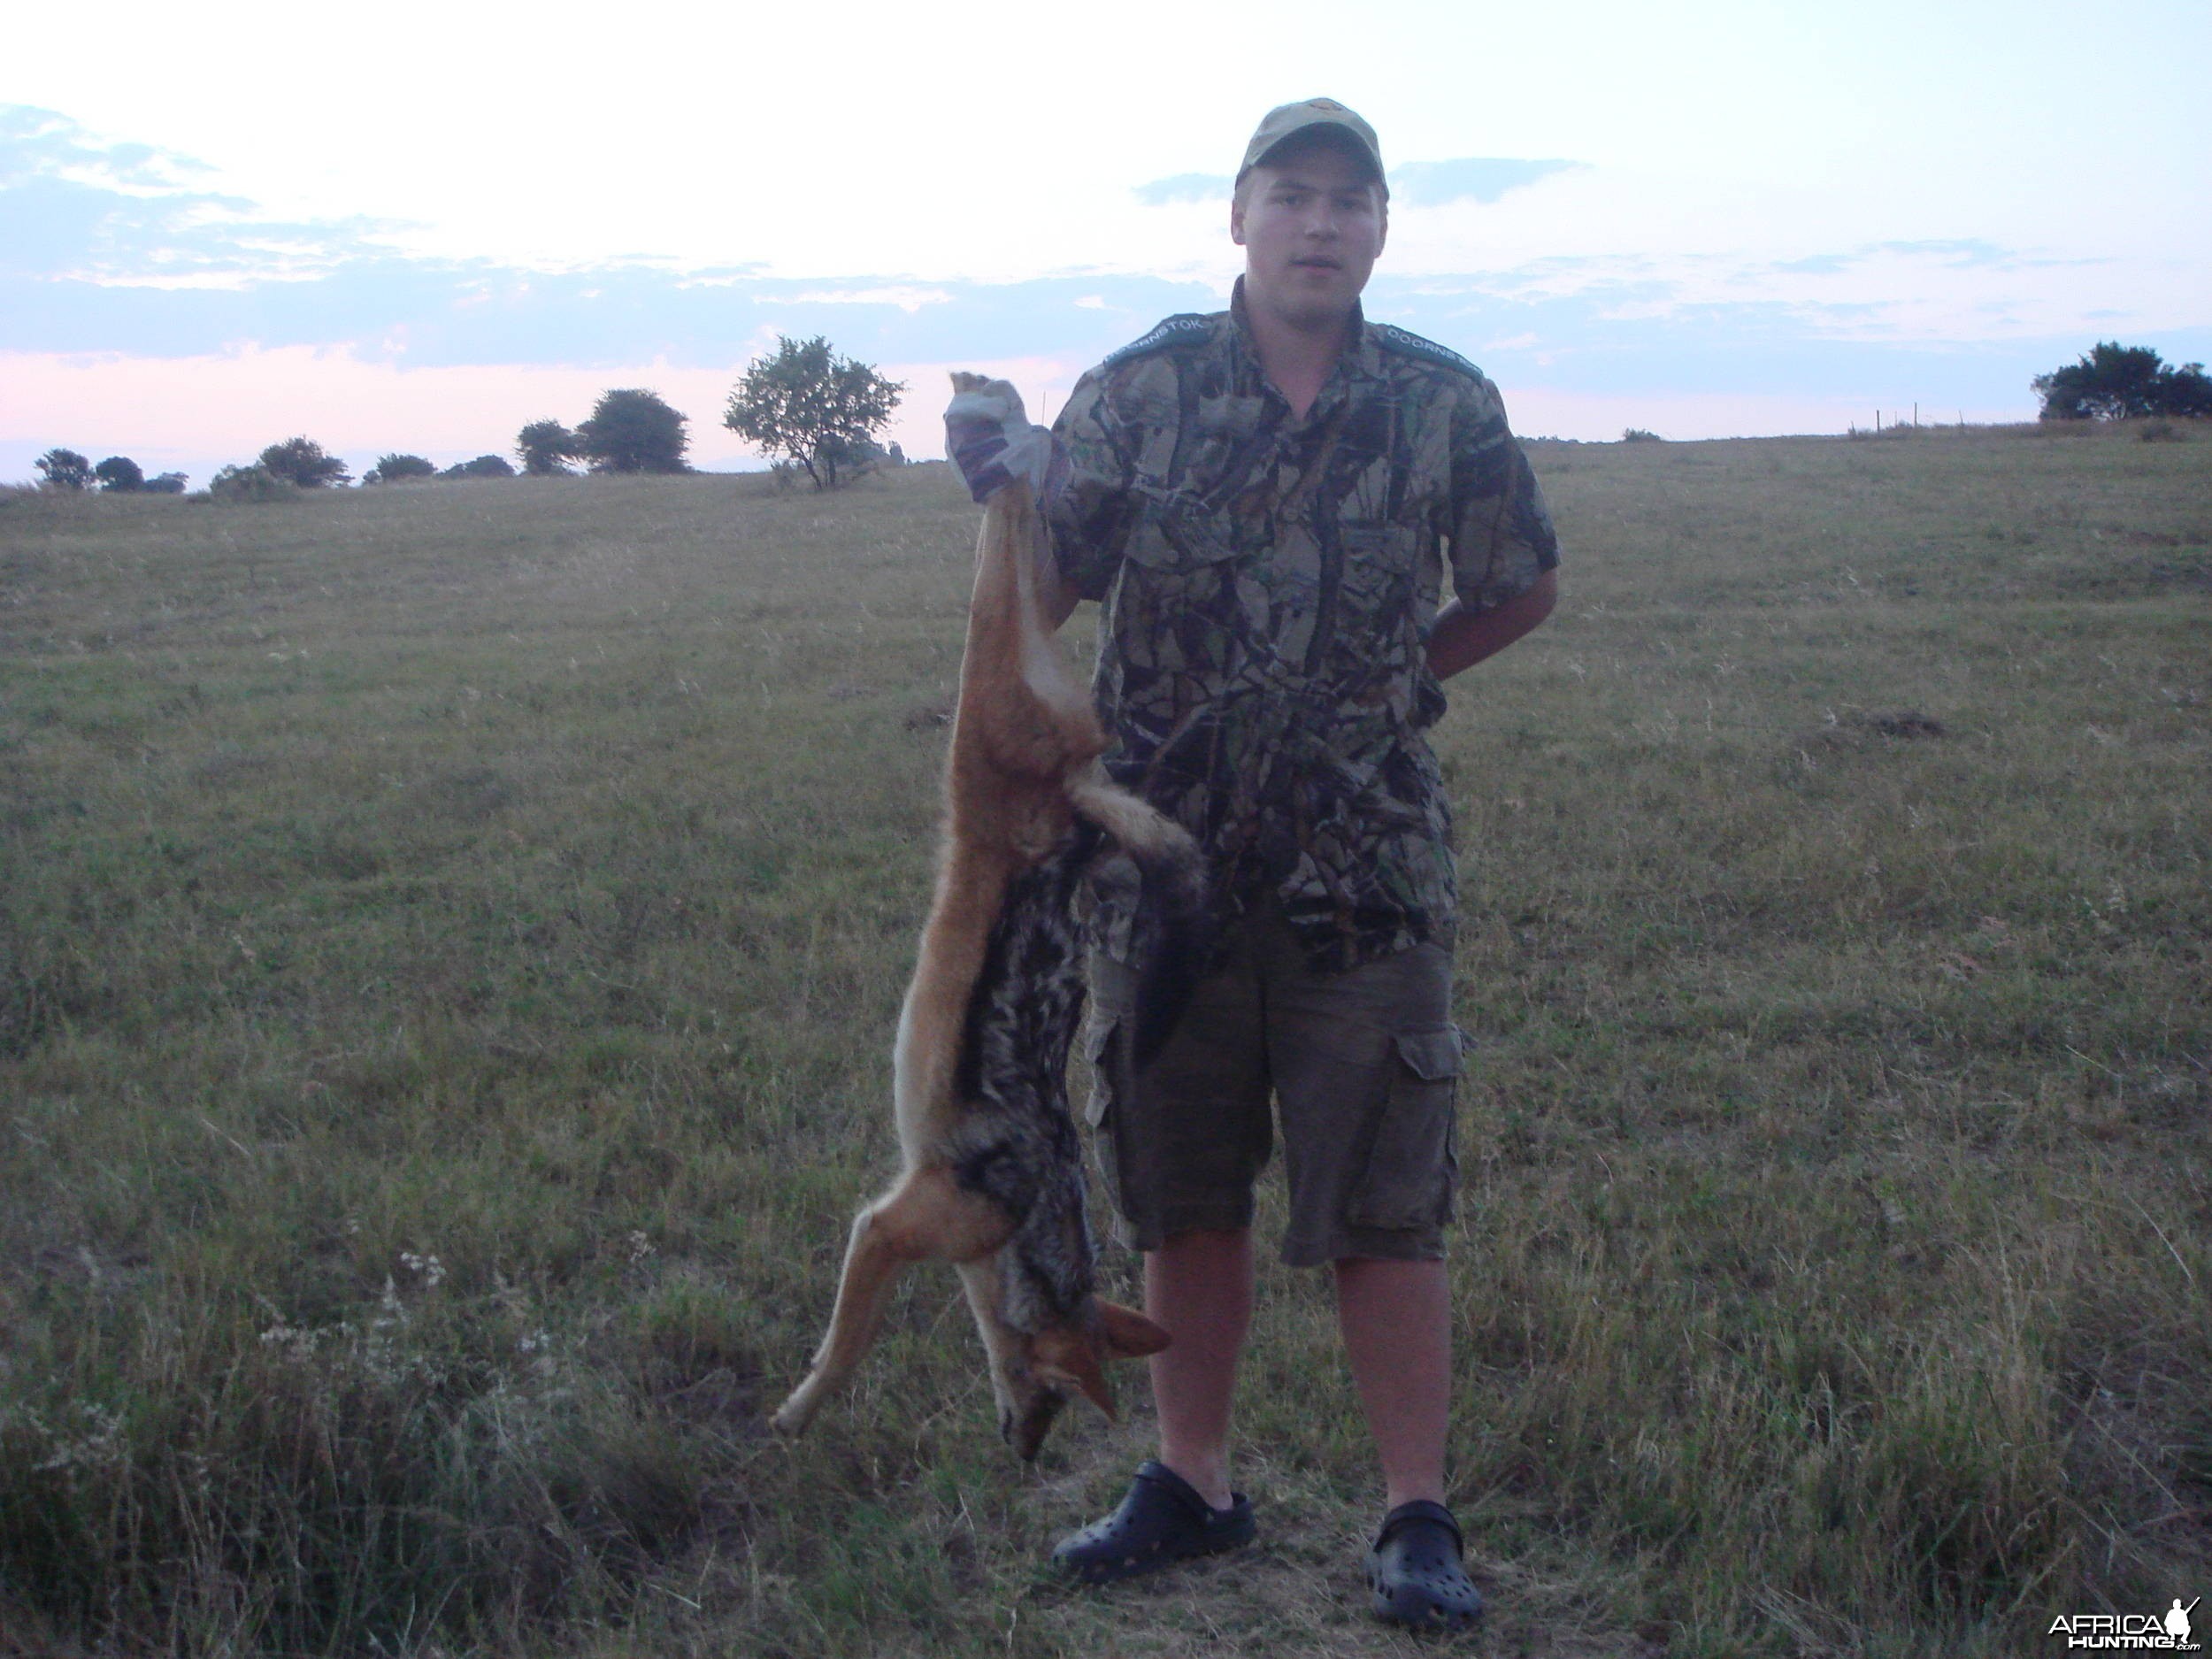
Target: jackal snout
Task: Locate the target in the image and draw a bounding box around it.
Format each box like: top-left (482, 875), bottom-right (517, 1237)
top-left (998, 1300), bottom-right (1172, 1460)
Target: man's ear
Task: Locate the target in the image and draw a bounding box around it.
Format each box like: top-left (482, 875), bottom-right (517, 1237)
top-left (1230, 195), bottom-right (1247, 246)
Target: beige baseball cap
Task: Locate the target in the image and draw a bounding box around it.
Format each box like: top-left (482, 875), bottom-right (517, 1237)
top-left (1236, 98), bottom-right (1387, 194)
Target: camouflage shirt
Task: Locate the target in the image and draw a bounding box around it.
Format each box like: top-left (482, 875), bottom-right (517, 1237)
top-left (1048, 279), bottom-right (1561, 972)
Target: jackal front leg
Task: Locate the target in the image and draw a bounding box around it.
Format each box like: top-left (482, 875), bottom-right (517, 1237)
top-left (772, 1189), bottom-right (924, 1438)
top-left (771, 1165), bottom-right (1010, 1438)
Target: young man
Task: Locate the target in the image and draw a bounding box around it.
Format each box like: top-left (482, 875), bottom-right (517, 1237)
top-left (946, 98), bottom-right (1558, 1631)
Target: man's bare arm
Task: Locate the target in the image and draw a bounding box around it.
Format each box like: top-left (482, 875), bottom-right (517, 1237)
top-left (1426, 568), bottom-right (1555, 680)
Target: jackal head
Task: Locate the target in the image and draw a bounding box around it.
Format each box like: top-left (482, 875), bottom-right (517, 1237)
top-left (997, 1298), bottom-right (1171, 1461)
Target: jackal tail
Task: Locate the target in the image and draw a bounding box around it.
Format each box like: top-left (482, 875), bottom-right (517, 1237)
top-left (1067, 773), bottom-right (1212, 1071)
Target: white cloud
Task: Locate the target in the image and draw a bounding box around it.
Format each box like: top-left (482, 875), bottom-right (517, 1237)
top-left (787, 287), bottom-right (954, 314)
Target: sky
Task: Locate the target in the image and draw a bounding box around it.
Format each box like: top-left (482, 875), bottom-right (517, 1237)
top-left (4, 0), bottom-right (2208, 485)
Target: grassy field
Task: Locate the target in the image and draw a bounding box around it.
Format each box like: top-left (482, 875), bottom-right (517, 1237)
top-left (1, 424), bottom-right (2207, 1657)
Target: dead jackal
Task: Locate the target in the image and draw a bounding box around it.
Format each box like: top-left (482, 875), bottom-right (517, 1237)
top-left (771, 375), bottom-right (1205, 1458)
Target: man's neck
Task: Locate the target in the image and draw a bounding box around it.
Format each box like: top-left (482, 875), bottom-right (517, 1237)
top-left (1237, 280), bottom-right (1358, 419)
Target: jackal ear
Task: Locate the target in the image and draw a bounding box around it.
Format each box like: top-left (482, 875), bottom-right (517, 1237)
top-left (1034, 1328), bottom-right (1119, 1421)
top-left (1094, 1298), bottom-right (1172, 1358)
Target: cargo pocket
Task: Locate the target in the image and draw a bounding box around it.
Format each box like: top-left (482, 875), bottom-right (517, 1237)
top-left (1344, 1025), bottom-right (1462, 1232)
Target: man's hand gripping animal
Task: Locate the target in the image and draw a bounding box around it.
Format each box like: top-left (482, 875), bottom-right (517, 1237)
top-left (770, 375), bottom-right (1206, 1459)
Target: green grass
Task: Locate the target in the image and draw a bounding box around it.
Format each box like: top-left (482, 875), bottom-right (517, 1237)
top-left (2, 429), bottom-right (2207, 1655)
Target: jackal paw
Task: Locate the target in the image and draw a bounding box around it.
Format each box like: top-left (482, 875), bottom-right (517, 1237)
top-left (769, 1386), bottom-right (818, 1439)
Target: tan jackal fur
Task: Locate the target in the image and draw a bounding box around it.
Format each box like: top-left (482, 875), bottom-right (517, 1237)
top-left (770, 374), bottom-right (1204, 1458)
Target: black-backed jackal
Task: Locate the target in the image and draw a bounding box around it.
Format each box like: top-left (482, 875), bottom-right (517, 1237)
top-left (770, 375), bottom-right (1205, 1458)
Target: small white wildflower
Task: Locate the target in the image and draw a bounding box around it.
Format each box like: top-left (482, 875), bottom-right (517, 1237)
top-left (372, 1275), bottom-right (407, 1331)
top-left (626, 1231), bottom-right (656, 1264)
top-left (259, 1323), bottom-right (319, 1363)
top-left (34, 1403), bottom-right (124, 1472)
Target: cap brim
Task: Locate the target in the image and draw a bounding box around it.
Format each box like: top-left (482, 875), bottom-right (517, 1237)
top-left (1240, 125), bottom-right (1387, 194)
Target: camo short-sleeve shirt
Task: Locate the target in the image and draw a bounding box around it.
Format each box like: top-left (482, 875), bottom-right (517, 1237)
top-left (1048, 279), bottom-right (1561, 972)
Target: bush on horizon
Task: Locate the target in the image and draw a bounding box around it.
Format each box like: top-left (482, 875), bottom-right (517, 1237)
top-left (2033, 342), bottom-right (2212, 421)
top-left (35, 449), bottom-right (94, 490)
top-left (576, 389), bottom-right (689, 474)
top-left (258, 437), bottom-right (351, 488)
top-left (364, 454), bottom-right (438, 485)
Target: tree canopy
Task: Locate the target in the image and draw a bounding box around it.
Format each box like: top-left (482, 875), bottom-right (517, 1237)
top-left (516, 419), bottom-right (581, 476)
top-left (35, 449), bottom-right (93, 490)
top-left (723, 335), bottom-right (904, 490)
top-left (364, 453), bottom-right (437, 485)
top-left (95, 456), bottom-right (145, 492)
top-left (442, 455), bottom-right (516, 480)
top-left (209, 464), bottom-right (296, 502)
top-left (258, 437), bottom-right (350, 488)
top-left (2033, 342), bottom-right (2212, 421)
top-left (575, 390), bottom-right (689, 473)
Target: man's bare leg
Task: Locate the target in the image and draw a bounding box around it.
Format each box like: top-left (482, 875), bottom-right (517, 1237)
top-left (1334, 1256), bottom-right (1450, 1510)
top-left (1146, 1225), bottom-right (1254, 1511)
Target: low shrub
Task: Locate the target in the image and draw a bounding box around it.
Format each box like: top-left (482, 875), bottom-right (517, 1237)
top-left (364, 454), bottom-right (438, 485)
top-left (208, 464), bottom-right (297, 503)
top-left (442, 454), bottom-right (517, 480)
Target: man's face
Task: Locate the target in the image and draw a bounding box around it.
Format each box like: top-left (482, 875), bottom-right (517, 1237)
top-left (1230, 138), bottom-right (1387, 333)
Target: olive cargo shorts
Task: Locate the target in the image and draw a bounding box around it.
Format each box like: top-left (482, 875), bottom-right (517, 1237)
top-left (1085, 904), bottom-right (1461, 1266)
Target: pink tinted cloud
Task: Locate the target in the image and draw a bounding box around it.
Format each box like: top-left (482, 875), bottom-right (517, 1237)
top-left (2, 348), bottom-right (762, 482)
top-left (2, 348), bottom-right (1086, 483)
top-left (6, 348), bottom-right (1936, 485)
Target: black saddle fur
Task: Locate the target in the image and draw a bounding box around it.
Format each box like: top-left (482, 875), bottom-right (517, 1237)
top-left (948, 816), bottom-right (1209, 1333)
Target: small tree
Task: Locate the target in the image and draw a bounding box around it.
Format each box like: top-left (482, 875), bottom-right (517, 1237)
top-left (258, 437), bottom-right (350, 488)
top-left (363, 453), bottom-right (437, 485)
top-left (2159, 362), bottom-right (2212, 418)
top-left (143, 472), bottom-right (188, 494)
top-left (442, 454), bottom-right (516, 480)
top-left (209, 464), bottom-right (296, 502)
top-left (95, 456), bottom-right (145, 491)
top-left (516, 419), bottom-right (580, 475)
top-left (724, 335), bottom-right (905, 490)
top-left (575, 389), bottom-right (689, 473)
top-left (2034, 342), bottom-right (2212, 421)
top-left (35, 449), bottom-right (93, 490)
